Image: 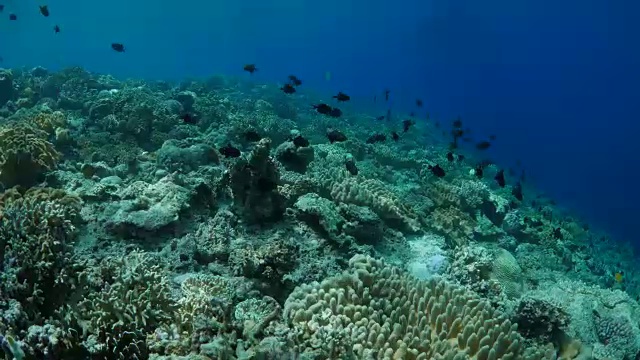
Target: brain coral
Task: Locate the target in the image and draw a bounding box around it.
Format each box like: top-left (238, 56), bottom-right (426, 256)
top-left (284, 254), bottom-right (550, 359)
top-left (0, 123), bottom-right (60, 188)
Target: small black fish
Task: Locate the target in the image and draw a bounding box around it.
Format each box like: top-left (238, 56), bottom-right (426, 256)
top-left (281, 83), bottom-right (296, 94)
top-left (243, 130), bottom-right (262, 142)
top-left (111, 43), bottom-right (125, 52)
top-left (409, 112), bottom-right (415, 117)
top-left (333, 91), bottom-right (350, 102)
top-left (416, 99), bottom-right (423, 107)
top-left (446, 152), bottom-right (454, 162)
top-left (366, 133), bottom-right (387, 144)
top-left (494, 169), bottom-right (506, 188)
top-left (384, 89), bottom-right (390, 101)
top-left (313, 103), bottom-right (332, 115)
top-left (39, 5), bottom-right (49, 17)
top-left (345, 158), bottom-right (358, 175)
top-left (292, 135), bottom-right (309, 148)
top-left (327, 129), bottom-right (347, 143)
top-left (182, 113), bottom-right (196, 124)
top-left (489, 134), bottom-right (497, 140)
top-left (474, 165), bottom-right (484, 178)
top-left (328, 107), bottom-right (342, 118)
top-left (243, 64), bottom-right (257, 74)
top-left (476, 141), bottom-right (491, 150)
top-left (376, 115), bottom-right (385, 121)
top-left (54, 25), bottom-right (60, 33)
top-left (453, 117), bottom-right (462, 128)
top-left (512, 181), bottom-right (523, 201)
top-left (402, 119), bottom-right (414, 133)
top-left (457, 154), bottom-right (465, 162)
top-left (219, 144), bottom-right (241, 158)
top-left (0, 4), bottom-right (4, 12)
top-left (9, 13), bottom-right (16, 20)
top-left (552, 227), bottom-right (564, 240)
top-left (391, 131), bottom-right (400, 141)
top-left (428, 164), bottom-right (446, 177)
top-left (288, 75), bottom-right (302, 86)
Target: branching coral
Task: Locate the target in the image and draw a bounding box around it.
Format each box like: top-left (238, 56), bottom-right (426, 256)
top-left (284, 254), bottom-right (551, 359)
top-left (0, 187), bottom-right (81, 318)
top-left (0, 123), bottom-right (61, 188)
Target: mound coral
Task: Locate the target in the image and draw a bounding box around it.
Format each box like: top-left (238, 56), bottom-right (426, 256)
top-left (284, 254), bottom-right (550, 359)
top-left (0, 123), bottom-right (60, 188)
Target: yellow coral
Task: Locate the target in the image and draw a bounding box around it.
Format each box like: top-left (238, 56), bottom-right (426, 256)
top-left (0, 123), bottom-right (60, 188)
top-left (31, 111), bottom-right (67, 134)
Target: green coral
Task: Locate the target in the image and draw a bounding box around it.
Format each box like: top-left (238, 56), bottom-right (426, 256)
top-left (0, 123), bottom-right (61, 188)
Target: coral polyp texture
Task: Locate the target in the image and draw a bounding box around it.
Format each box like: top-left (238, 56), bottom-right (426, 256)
top-left (284, 255), bottom-right (550, 359)
top-left (0, 66), bottom-right (635, 360)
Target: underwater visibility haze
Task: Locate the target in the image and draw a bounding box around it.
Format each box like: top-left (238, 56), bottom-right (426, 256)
top-left (0, 0), bottom-right (639, 359)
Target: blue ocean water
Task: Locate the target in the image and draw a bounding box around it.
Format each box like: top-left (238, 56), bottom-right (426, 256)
top-left (2, 0), bottom-right (638, 244)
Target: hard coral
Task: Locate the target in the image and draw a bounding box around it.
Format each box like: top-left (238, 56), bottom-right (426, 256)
top-left (0, 123), bottom-right (61, 188)
top-left (284, 254), bottom-right (551, 359)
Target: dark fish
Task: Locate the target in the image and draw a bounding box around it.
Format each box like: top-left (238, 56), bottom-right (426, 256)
top-left (0, 5), bottom-right (4, 12)
top-left (39, 5), bottom-right (49, 17)
top-left (328, 107), bottom-right (342, 118)
top-left (281, 83), bottom-right (296, 94)
top-left (402, 119), bottom-right (414, 133)
top-left (345, 158), bottom-right (358, 175)
top-left (292, 135), bottom-right (309, 148)
top-left (435, 121), bottom-right (441, 128)
top-left (384, 89), bottom-right (390, 101)
top-left (462, 137), bottom-right (473, 142)
top-left (409, 112), bottom-right (415, 117)
top-left (366, 133), bottom-right (387, 144)
top-left (453, 117), bottom-right (462, 128)
top-left (446, 152), bottom-right (454, 162)
top-left (373, 95), bottom-right (377, 103)
top-left (476, 141), bottom-right (491, 150)
top-left (552, 227), bottom-right (563, 240)
top-left (474, 165), bottom-right (484, 178)
top-left (428, 164), bottom-right (446, 177)
top-left (54, 24), bottom-right (60, 33)
top-left (457, 154), bottom-right (465, 161)
top-left (219, 144), bottom-right (241, 158)
top-left (489, 134), bottom-right (497, 140)
top-left (416, 99), bottom-right (423, 107)
top-left (391, 131), bottom-right (399, 141)
top-left (333, 91), bottom-right (350, 102)
top-left (182, 113), bottom-right (196, 124)
top-left (313, 103), bottom-right (332, 115)
top-left (327, 129), bottom-right (347, 143)
top-left (257, 177), bottom-right (278, 192)
top-left (512, 181), bottom-right (523, 201)
top-left (111, 43), bottom-right (125, 52)
top-left (9, 13), bottom-right (16, 20)
top-left (243, 130), bottom-right (262, 142)
top-left (494, 169), bottom-right (506, 188)
top-left (243, 64), bottom-right (257, 74)
top-left (376, 115), bottom-right (385, 121)
top-left (288, 75), bottom-right (302, 86)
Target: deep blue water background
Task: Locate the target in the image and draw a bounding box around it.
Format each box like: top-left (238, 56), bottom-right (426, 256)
top-left (2, 0), bottom-right (638, 245)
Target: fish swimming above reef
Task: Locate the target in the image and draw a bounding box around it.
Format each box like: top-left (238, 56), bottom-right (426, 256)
top-left (345, 158), bottom-right (358, 175)
top-left (402, 119), bottom-right (415, 133)
top-left (0, 5), bottom-right (4, 12)
top-left (512, 181), bottom-right (523, 201)
top-left (384, 89), bottom-right (390, 101)
top-left (288, 75), bottom-right (302, 86)
top-left (328, 107), bottom-right (342, 118)
top-left (391, 131), bottom-right (399, 141)
top-left (326, 129), bottom-right (347, 143)
top-left (243, 64), bottom-right (257, 74)
top-left (281, 83), bottom-right (296, 94)
top-left (182, 113), bottom-right (196, 124)
top-left (494, 169), bottom-right (506, 187)
top-left (416, 99), bottom-right (423, 107)
top-left (446, 152), bottom-right (454, 162)
top-left (111, 43), bottom-right (125, 52)
top-left (9, 13), bottom-right (16, 20)
top-left (366, 133), bottom-right (386, 144)
top-left (333, 92), bottom-right (350, 102)
top-left (219, 144), bottom-right (241, 158)
top-left (292, 135), bottom-right (309, 148)
top-left (476, 140), bottom-right (491, 150)
top-left (39, 5), bottom-right (49, 17)
top-left (243, 130), bottom-right (262, 142)
top-left (54, 25), bottom-right (60, 33)
top-left (428, 164), bottom-right (446, 177)
top-left (313, 103), bottom-right (332, 115)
